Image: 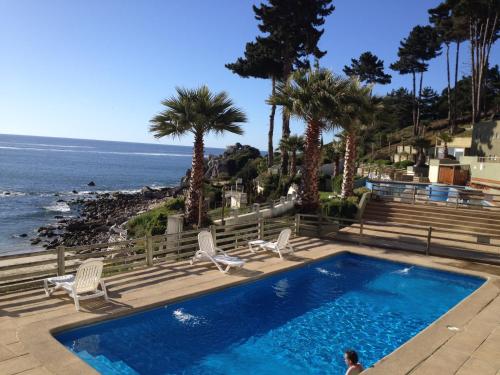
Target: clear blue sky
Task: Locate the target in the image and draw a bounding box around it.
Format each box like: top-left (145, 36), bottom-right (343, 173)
top-left (0, 0), bottom-right (498, 149)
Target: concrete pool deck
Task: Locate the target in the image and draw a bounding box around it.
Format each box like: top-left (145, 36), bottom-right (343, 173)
top-left (0, 237), bottom-right (499, 375)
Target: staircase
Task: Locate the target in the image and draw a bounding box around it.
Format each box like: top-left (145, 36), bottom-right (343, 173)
top-left (358, 199), bottom-right (500, 263)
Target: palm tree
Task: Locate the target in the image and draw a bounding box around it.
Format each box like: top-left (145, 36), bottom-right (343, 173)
top-left (438, 131), bottom-right (453, 158)
top-left (269, 68), bottom-right (350, 212)
top-left (279, 134), bottom-right (304, 177)
top-left (336, 79), bottom-right (379, 198)
top-left (150, 86), bottom-right (247, 225)
top-left (323, 138), bottom-right (345, 178)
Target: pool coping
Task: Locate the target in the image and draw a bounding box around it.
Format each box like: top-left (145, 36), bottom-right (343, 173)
top-left (7, 238), bottom-right (500, 374)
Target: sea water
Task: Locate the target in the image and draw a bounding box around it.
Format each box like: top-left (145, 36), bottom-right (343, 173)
top-left (0, 134), bottom-right (223, 254)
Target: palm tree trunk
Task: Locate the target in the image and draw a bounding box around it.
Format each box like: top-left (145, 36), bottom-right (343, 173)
top-left (280, 63), bottom-right (292, 176)
top-left (185, 131), bottom-right (206, 225)
top-left (268, 77), bottom-right (276, 167)
top-left (333, 155), bottom-right (340, 178)
top-left (300, 121), bottom-right (321, 212)
top-left (341, 131), bottom-right (356, 199)
top-left (290, 149), bottom-right (297, 177)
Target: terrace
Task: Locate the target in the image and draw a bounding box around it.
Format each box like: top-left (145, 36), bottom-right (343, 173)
top-left (0, 229), bottom-right (499, 375)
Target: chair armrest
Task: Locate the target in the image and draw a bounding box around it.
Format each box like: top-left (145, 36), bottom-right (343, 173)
top-left (215, 247), bottom-right (228, 256)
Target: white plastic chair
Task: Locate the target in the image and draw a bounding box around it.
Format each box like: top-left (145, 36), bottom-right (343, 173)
top-left (191, 231), bottom-right (245, 273)
top-left (44, 259), bottom-right (108, 311)
top-left (248, 228), bottom-right (294, 259)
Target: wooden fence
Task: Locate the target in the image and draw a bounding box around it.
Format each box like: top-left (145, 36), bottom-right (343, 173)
top-left (0, 216), bottom-right (295, 293)
top-left (2, 209), bottom-right (499, 294)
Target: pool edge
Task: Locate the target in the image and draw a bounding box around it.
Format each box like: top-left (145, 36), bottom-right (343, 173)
top-left (14, 240), bottom-right (499, 375)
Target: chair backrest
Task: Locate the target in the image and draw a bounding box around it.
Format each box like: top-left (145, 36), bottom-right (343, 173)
top-left (276, 228), bottom-right (291, 249)
top-left (198, 231), bottom-right (216, 256)
top-left (74, 259), bottom-right (104, 294)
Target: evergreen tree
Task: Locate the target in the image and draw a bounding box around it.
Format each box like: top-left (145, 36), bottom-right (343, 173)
top-left (343, 51), bottom-right (392, 85)
top-left (420, 87), bottom-right (440, 125)
top-left (391, 26), bottom-right (441, 135)
top-left (253, 0), bottom-right (335, 175)
top-left (454, 0), bottom-right (500, 123)
top-left (429, 1), bottom-right (468, 133)
top-left (226, 37), bottom-right (283, 167)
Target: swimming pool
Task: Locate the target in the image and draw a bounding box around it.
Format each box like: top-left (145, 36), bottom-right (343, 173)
top-left (55, 253), bottom-right (483, 374)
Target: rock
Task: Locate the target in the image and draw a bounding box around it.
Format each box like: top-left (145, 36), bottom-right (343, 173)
top-left (72, 190), bottom-right (78, 194)
top-left (19, 233), bottom-right (28, 238)
top-left (88, 181), bottom-right (96, 186)
top-left (54, 215), bottom-right (64, 219)
top-left (30, 238), bottom-right (41, 245)
top-left (56, 199), bottom-right (65, 203)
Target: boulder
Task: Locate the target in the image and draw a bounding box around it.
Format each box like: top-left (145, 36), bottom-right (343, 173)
top-left (88, 181), bottom-right (96, 186)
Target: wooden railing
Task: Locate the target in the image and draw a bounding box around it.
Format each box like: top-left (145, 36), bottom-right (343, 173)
top-left (0, 216), bottom-right (295, 293)
top-left (296, 213), bottom-right (500, 260)
top-left (370, 182), bottom-right (500, 209)
top-left (2, 209), bottom-right (499, 293)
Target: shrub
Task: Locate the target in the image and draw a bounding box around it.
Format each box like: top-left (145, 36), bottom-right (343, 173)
top-left (127, 198), bottom-right (184, 238)
top-left (331, 174), bottom-right (343, 193)
top-left (322, 198), bottom-right (358, 219)
top-left (353, 187), bottom-right (370, 198)
top-left (393, 160), bottom-right (415, 169)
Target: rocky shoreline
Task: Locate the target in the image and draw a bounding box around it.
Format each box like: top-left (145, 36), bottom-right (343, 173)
top-left (34, 186), bottom-right (183, 250)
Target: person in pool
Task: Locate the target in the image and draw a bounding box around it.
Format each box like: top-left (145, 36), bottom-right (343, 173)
top-left (344, 350), bottom-right (364, 375)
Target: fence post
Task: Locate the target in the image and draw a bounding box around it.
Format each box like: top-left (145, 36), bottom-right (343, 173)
top-left (57, 246), bottom-right (65, 276)
top-left (210, 225), bottom-right (217, 246)
top-left (455, 193), bottom-right (459, 209)
top-left (426, 226), bottom-right (432, 255)
top-left (258, 216), bottom-right (264, 239)
top-left (145, 235), bottom-right (153, 267)
top-left (412, 186), bottom-right (416, 204)
top-left (359, 219), bottom-right (364, 235)
top-left (295, 214), bottom-right (300, 236)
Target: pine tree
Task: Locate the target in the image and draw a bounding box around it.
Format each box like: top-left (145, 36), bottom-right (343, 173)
top-left (226, 37), bottom-right (283, 167)
top-left (391, 26), bottom-right (441, 136)
top-left (253, 0), bottom-right (335, 175)
top-left (343, 51), bottom-right (392, 85)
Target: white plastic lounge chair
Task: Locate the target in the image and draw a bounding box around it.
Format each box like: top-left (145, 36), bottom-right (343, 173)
top-left (44, 259), bottom-right (108, 311)
top-left (191, 231), bottom-right (245, 273)
top-left (248, 228), bottom-right (294, 259)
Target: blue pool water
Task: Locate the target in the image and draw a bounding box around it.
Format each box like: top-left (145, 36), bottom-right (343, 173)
top-left (55, 253), bottom-right (483, 375)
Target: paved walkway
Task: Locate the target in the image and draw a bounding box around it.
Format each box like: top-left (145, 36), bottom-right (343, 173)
top-left (0, 237), bottom-right (499, 375)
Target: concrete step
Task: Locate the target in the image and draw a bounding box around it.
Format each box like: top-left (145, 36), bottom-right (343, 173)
top-left (363, 213), bottom-right (500, 237)
top-left (363, 208), bottom-right (500, 231)
top-left (367, 201), bottom-right (500, 222)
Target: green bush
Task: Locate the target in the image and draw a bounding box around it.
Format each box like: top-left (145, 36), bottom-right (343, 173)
top-left (353, 187), bottom-right (370, 198)
top-left (164, 197), bottom-right (185, 211)
top-left (393, 160), bottom-right (415, 169)
top-left (127, 198), bottom-right (185, 238)
top-left (331, 174), bottom-right (343, 193)
top-left (322, 198), bottom-right (358, 219)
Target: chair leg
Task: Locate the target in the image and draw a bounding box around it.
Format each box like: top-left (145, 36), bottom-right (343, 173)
top-left (43, 279), bottom-right (51, 297)
top-left (224, 264), bottom-right (231, 273)
top-left (73, 296), bottom-right (80, 311)
top-left (100, 281), bottom-right (109, 301)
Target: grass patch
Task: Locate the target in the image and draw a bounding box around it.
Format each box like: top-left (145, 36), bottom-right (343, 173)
top-left (127, 198), bottom-right (184, 238)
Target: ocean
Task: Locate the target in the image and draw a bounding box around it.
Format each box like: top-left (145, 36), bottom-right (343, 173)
top-left (0, 134), bottom-right (224, 255)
